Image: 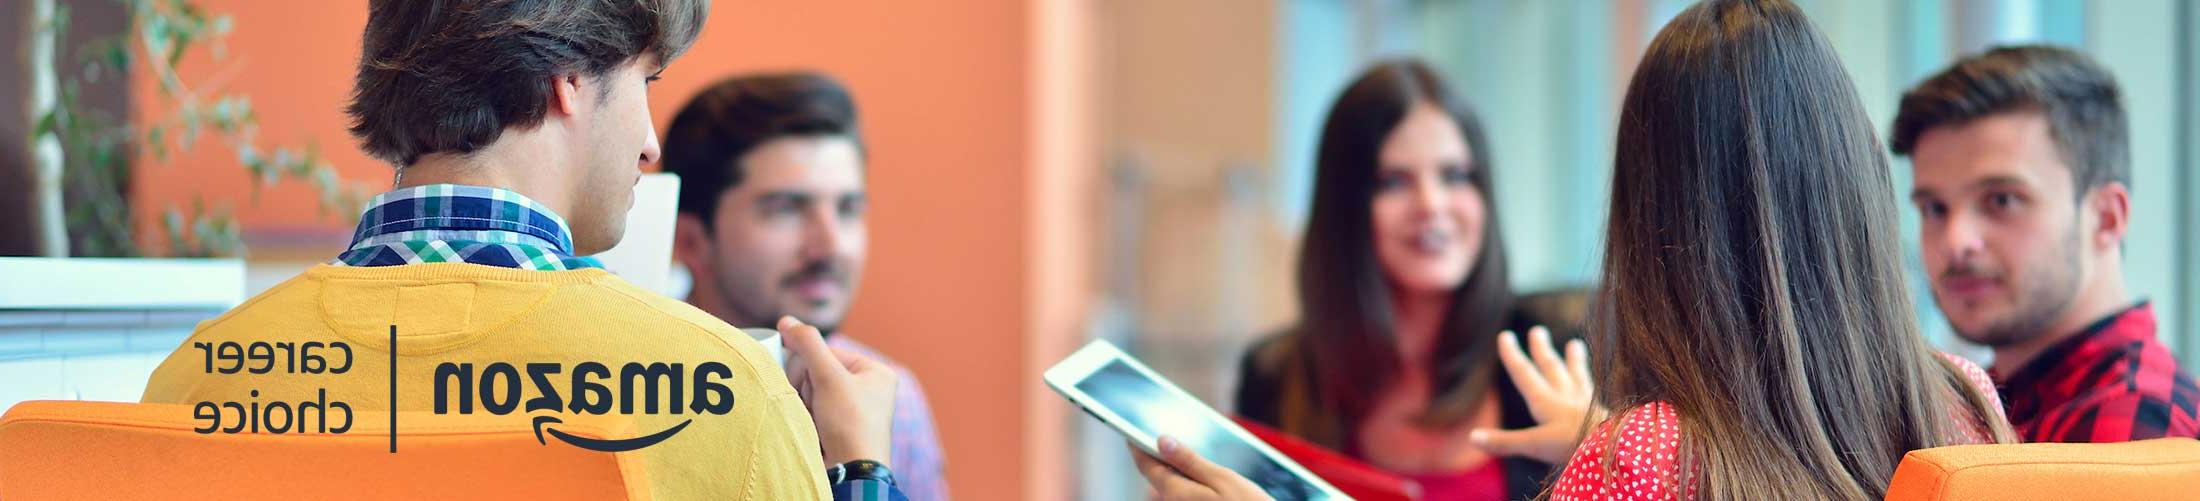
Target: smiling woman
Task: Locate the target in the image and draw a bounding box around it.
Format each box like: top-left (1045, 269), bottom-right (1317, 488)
top-left (1231, 58), bottom-right (1583, 501)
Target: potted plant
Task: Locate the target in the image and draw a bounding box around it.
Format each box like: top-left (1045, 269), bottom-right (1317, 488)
top-left (4, 0), bottom-right (365, 369)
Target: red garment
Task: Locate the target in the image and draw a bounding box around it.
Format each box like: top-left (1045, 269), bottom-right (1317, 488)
top-left (1401, 458), bottom-right (1508, 501)
top-left (1548, 354), bottom-right (2002, 500)
top-left (1990, 303), bottom-right (2200, 442)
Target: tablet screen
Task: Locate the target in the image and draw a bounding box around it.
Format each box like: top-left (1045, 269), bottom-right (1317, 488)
top-left (1074, 359), bottom-right (1326, 500)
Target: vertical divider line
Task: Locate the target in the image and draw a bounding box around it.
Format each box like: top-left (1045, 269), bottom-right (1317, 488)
top-left (390, 324), bottom-right (397, 453)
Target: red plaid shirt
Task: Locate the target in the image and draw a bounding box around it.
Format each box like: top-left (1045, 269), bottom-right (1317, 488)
top-left (1990, 303), bottom-right (2200, 442)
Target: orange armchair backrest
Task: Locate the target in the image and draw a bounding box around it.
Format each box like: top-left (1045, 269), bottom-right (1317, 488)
top-left (0, 400), bottom-right (650, 500)
top-left (1885, 438), bottom-right (2200, 501)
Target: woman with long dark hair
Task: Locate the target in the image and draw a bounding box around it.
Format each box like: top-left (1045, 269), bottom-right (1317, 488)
top-left (1545, 0), bottom-right (2014, 499)
top-left (1231, 59), bottom-right (1591, 500)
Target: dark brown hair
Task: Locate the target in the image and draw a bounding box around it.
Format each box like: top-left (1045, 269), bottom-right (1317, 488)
top-left (1891, 45), bottom-right (2127, 199)
top-left (1284, 59), bottom-right (1513, 447)
top-left (661, 72), bottom-right (862, 223)
top-left (346, 0), bottom-right (709, 166)
top-left (1593, 1), bottom-right (2012, 499)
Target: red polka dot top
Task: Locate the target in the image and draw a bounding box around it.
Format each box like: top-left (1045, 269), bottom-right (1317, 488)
top-left (1548, 353), bottom-right (2005, 500)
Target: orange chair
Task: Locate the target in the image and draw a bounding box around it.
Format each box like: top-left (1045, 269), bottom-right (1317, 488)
top-left (1885, 438), bottom-right (2200, 501)
top-left (0, 400), bottom-right (651, 500)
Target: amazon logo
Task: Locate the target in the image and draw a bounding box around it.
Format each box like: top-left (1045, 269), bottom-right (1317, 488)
top-left (432, 361), bottom-right (737, 452)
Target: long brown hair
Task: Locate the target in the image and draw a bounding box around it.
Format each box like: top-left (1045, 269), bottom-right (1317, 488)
top-left (1284, 59), bottom-right (1514, 448)
top-left (1592, 1), bottom-right (2012, 499)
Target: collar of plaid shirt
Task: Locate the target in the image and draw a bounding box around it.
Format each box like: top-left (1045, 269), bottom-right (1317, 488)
top-left (1992, 301), bottom-right (2200, 441)
top-left (334, 184), bottom-right (603, 271)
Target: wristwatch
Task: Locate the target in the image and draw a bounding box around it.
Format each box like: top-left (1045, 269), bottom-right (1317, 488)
top-left (825, 459), bottom-right (895, 486)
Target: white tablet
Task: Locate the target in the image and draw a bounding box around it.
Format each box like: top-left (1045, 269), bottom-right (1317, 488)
top-left (1044, 339), bottom-right (1346, 500)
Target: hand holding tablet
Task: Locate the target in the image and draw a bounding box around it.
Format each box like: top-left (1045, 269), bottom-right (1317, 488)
top-left (1131, 435), bottom-right (1279, 501)
top-left (1045, 340), bottom-right (1344, 500)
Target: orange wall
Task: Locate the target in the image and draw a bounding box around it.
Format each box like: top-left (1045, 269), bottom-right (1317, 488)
top-left (131, 1), bottom-right (375, 242)
top-left (134, 2), bottom-right (1079, 500)
top-left (667, 5), bottom-right (1040, 501)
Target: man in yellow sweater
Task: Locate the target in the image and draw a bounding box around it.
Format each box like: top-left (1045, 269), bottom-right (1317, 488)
top-left (140, 1), bottom-right (905, 499)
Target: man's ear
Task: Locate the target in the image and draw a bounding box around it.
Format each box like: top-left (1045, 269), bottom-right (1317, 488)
top-left (548, 73), bottom-right (584, 118)
top-left (2086, 181), bottom-right (2131, 252)
top-left (674, 213), bottom-right (713, 271)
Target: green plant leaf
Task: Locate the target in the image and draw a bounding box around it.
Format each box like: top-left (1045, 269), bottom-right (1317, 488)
top-left (145, 124), bottom-right (168, 162)
top-left (104, 43), bottom-right (130, 75)
top-left (49, 0), bottom-right (360, 257)
top-left (32, 110), bottom-right (59, 141)
top-left (45, 3), bottom-right (71, 40)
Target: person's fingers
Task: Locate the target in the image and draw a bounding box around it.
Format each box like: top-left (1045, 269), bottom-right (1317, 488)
top-left (1157, 435), bottom-right (1245, 490)
top-left (779, 316), bottom-right (849, 384)
top-left (830, 346), bottom-right (865, 370)
top-left (829, 347), bottom-right (900, 396)
top-left (831, 346), bottom-right (892, 377)
top-left (1130, 441), bottom-right (1169, 485)
top-left (1473, 426), bottom-right (1579, 464)
top-left (1528, 326), bottom-right (1573, 392)
top-left (780, 337), bottom-right (816, 403)
top-left (1467, 427), bottom-right (1533, 457)
top-left (1565, 338), bottom-right (1593, 397)
top-left (1130, 441), bottom-right (1212, 496)
top-left (1495, 331), bottom-right (1553, 399)
top-left (785, 361), bottom-right (814, 402)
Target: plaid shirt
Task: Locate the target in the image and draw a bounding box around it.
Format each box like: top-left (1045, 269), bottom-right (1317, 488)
top-left (336, 184), bottom-right (905, 500)
top-left (1992, 302), bottom-right (2200, 442)
top-left (335, 184), bottom-right (603, 270)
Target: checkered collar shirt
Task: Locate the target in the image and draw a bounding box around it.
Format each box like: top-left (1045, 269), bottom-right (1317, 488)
top-left (334, 184), bottom-right (602, 271)
top-left (1991, 302), bottom-right (2200, 442)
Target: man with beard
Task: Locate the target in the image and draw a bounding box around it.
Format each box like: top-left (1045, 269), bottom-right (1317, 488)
top-left (1894, 45), bottom-right (2199, 442)
top-left (663, 72), bottom-right (949, 499)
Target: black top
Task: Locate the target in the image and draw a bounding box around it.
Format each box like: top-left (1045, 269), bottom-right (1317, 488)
top-left (1233, 308), bottom-right (1565, 501)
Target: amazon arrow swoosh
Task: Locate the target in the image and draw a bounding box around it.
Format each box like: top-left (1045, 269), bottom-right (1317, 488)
top-left (531, 415), bottom-right (693, 452)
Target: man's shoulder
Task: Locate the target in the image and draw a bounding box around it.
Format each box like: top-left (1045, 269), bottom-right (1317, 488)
top-left (185, 269), bottom-right (327, 335)
top-left (2034, 338), bottom-right (2200, 440)
top-left (573, 273), bottom-right (755, 335)
top-left (142, 272), bottom-right (337, 402)
top-left (2069, 332), bottom-right (2197, 399)
top-left (565, 276), bottom-right (797, 381)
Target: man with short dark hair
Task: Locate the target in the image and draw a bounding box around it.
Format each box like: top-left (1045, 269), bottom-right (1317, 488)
top-left (662, 72), bottom-right (949, 500)
top-left (1894, 45), bottom-right (2199, 442)
top-left (142, 2), bottom-right (907, 498)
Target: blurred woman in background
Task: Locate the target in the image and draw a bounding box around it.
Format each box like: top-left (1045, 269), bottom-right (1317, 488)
top-left (1231, 59), bottom-right (1593, 501)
